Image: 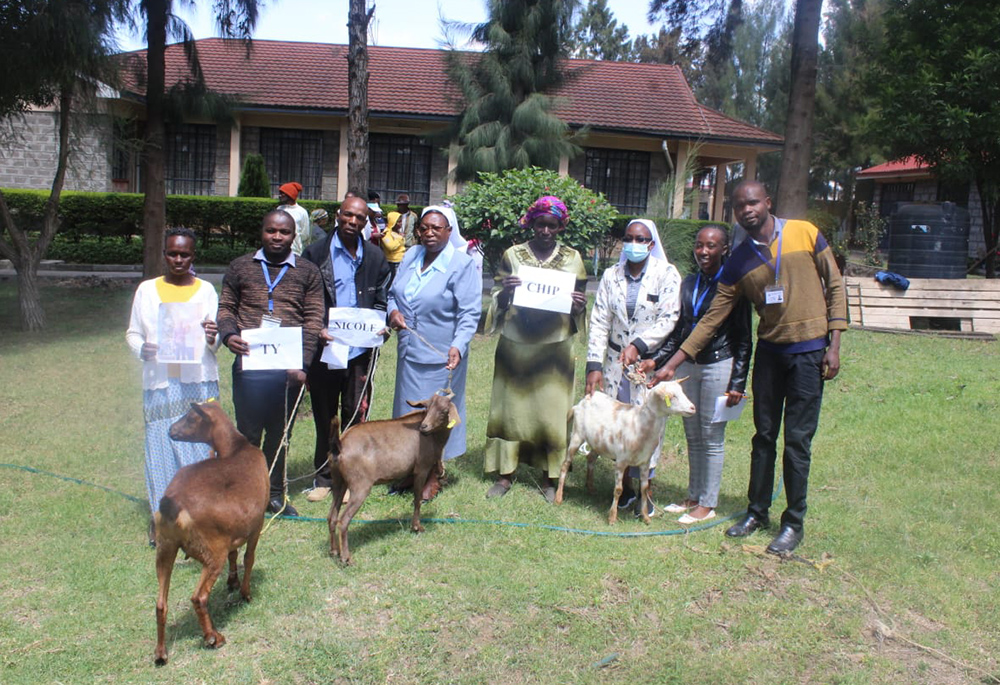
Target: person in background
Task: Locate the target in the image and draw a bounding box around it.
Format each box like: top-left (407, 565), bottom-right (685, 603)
top-left (386, 206), bottom-right (481, 500)
top-left (396, 193), bottom-right (419, 248)
top-left (380, 210), bottom-right (406, 284)
top-left (126, 227), bottom-right (220, 545)
top-left (367, 191), bottom-right (385, 245)
top-left (642, 225), bottom-right (752, 524)
top-left (309, 208), bottom-right (330, 245)
top-left (656, 181), bottom-right (846, 554)
top-left (585, 219), bottom-right (682, 517)
top-left (301, 195), bottom-right (392, 503)
top-left (277, 181), bottom-right (312, 255)
top-left (217, 210), bottom-right (325, 517)
top-left (483, 195), bottom-right (588, 502)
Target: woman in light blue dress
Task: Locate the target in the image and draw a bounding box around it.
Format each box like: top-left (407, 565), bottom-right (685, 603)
top-left (387, 206), bottom-right (482, 496)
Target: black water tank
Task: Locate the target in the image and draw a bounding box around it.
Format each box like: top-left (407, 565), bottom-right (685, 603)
top-left (887, 202), bottom-right (969, 279)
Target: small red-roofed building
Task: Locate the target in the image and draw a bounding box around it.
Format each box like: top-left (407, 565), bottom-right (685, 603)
top-left (2, 39), bottom-right (783, 220)
top-left (857, 156), bottom-right (986, 257)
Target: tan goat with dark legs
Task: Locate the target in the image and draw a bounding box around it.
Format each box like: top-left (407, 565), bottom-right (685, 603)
top-left (327, 392), bottom-right (459, 565)
top-left (153, 402), bottom-right (269, 665)
top-left (555, 380), bottom-right (696, 524)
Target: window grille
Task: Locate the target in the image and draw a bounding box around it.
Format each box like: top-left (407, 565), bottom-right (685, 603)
top-left (368, 133), bottom-right (432, 205)
top-left (584, 148), bottom-right (650, 214)
top-left (259, 128), bottom-right (324, 199)
top-left (164, 124), bottom-right (216, 196)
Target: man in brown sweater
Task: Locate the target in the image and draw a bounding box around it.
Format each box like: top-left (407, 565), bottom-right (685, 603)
top-left (218, 210), bottom-right (325, 516)
top-left (658, 181), bottom-right (847, 554)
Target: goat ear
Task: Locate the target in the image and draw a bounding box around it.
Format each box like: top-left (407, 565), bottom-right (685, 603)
top-left (407, 399), bottom-right (428, 409)
top-left (447, 403), bottom-right (461, 428)
top-left (192, 402), bottom-right (209, 418)
top-left (327, 416), bottom-right (340, 443)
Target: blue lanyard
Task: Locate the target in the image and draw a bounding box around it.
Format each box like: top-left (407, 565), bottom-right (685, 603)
top-left (260, 261), bottom-right (289, 314)
top-left (692, 266), bottom-right (723, 319)
top-left (749, 228), bottom-right (783, 284)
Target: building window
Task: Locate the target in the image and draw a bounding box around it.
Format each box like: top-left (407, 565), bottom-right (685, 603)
top-left (878, 182), bottom-right (915, 217)
top-left (368, 133), bottom-right (432, 205)
top-left (584, 148), bottom-right (650, 215)
top-left (259, 128), bottom-right (323, 199)
top-left (164, 124), bottom-right (216, 196)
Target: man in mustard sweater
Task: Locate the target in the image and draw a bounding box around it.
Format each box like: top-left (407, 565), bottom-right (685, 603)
top-left (657, 181), bottom-right (847, 554)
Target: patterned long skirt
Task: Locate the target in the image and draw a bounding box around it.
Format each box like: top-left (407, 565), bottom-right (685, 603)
top-left (142, 378), bottom-right (219, 513)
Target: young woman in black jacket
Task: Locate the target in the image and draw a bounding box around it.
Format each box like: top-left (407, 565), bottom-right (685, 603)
top-left (640, 225), bottom-right (752, 524)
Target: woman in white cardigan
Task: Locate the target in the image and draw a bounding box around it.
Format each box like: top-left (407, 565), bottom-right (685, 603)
top-left (585, 219), bottom-right (682, 513)
top-left (126, 228), bottom-right (220, 541)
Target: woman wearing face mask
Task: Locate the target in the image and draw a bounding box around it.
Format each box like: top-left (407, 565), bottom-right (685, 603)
top-left (585, 219), bottom-right (683, 516)
top-left (640, 225), bottom-right (753, 524)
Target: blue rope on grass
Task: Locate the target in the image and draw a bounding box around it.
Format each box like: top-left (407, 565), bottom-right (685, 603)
top-left (0, 462), bottom-right (783, 539)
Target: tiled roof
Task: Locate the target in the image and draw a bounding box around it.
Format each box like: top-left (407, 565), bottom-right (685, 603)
top-left (857, 156), bottom-right (931, 179)
top-left (117, 38), bottom-right (782, 146)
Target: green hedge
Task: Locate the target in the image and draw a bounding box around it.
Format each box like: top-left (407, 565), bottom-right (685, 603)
top-left (614, 215), bottom-right (733, 276)
top-left (44, 234), bottom-right (252, 265)
top-left (0, 189), bottom-right (350, 247)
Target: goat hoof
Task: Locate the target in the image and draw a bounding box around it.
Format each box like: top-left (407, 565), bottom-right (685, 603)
top-left (240, 591), bottom-right (252, 603)
top-left (412, 523), bottom-right (424, 533)
top-left (154, 651), bottom-right (168, 666)
top-left (204, 632), bottom-right (226, 649)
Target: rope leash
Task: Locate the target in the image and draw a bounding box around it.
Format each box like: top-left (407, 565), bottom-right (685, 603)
top-left (0, 462), bottom-right (782, 539)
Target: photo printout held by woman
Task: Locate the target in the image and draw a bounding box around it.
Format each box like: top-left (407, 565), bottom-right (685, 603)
top-left (125, 228), bottom-right (220, 543)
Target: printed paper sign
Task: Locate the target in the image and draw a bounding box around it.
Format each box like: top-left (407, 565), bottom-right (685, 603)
top-left (241, 326), bottom-right (303, 371)
top-left (511, 265), bottom-right (576, 314)
top-left (321, 341), bottom-right (350, 369)
top-left (712, 395), bottom-right (747, 423)
top-left (326, 307), bottom-right (387, 348)
top-left (157, 302), bottom-right (205, 364)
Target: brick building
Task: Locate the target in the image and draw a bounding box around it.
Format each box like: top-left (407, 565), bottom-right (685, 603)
top-left (2, 39), bottom-right (782, 220)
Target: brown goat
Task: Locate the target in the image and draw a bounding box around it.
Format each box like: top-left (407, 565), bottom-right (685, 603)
top-left (327, 392), bottom-right (459, 565)
top-left (153, 402), bottom-right (269, 665)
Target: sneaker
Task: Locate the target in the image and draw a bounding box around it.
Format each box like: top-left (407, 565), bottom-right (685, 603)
top-left (306, 486), bottom-right (331, 502)
top-left (617, 485), bottom-right (637, 510)
top-left (634, 497), bottom-right (656, 519)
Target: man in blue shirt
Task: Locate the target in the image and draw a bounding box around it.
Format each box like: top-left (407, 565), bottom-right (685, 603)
top-left (301, 195), bottom-right (392, 501)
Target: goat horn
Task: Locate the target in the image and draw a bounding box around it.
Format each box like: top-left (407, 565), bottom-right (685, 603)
top-left (675, 376), bottom-right (689, 384)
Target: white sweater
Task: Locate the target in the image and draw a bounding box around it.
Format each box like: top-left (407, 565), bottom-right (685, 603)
top-left (126, 278), bottom-right (221, 391)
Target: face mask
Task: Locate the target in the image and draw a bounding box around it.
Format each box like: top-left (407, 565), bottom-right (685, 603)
top-left (622, 242), bottom-right (650, 263)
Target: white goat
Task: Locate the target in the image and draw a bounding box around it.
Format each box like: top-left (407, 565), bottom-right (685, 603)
top-left (554, 380), bottom-right (696, 524)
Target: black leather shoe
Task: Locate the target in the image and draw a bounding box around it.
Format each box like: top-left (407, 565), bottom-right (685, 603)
top-left (725, 513), bottom-right (769, 537)
top-left (766, 526), bottom-right (803, 555)
top-left (267, 497), bottom-right (299, 517)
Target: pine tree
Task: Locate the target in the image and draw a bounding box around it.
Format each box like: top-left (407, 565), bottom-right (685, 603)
top-left (445, 0), bottom-right (581, 182)
top-left (237, 153), bottom-right (270, 197)
top-left (570, 0), bottom-right (634, 61)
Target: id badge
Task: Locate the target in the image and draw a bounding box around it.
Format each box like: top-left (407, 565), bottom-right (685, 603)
top-left (764, 284), bottom-right (785, 305)
top-left (261, 314), bottom-right (282, 329)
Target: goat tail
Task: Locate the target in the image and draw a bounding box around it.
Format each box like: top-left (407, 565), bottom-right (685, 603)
top-left (328, 416), bottom-right (342, 463)
top-left (157, 496), bottom-right (192, 530)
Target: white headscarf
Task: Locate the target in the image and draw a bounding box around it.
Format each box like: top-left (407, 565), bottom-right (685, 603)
top-left (618, 218), bottom-right (667, 265)
top-left (422, 203), bottom-right (468, 249)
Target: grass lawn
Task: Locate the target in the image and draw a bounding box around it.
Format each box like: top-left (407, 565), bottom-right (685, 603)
top-left (1, 278), bottom-right (998, 684)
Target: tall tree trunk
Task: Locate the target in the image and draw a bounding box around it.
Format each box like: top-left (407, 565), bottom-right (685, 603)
top-left (347, 0), bottom-right (374, 196)
top-left (775, 0), bottom-right (821, 219)
top-left (978, 178), bottom-right (997, 279)
top-left (142, 0), bottom-right (168, 279)
top-left (0, 87), bottom-right (74, 331)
